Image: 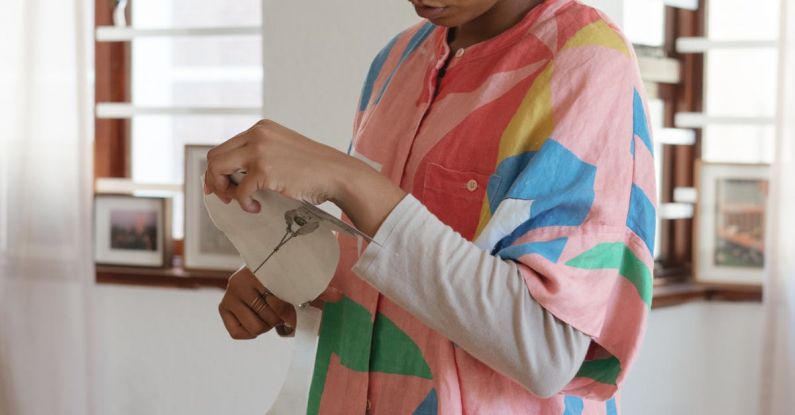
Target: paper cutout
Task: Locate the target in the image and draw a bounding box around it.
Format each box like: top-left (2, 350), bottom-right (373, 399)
top-left (203, 172), bottom-right (369, 414)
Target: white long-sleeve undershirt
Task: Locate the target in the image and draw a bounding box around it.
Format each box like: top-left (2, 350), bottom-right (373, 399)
top-left (351, 194), bottom-right (591, 398)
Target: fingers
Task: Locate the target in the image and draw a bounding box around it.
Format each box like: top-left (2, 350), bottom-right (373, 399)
top-left (235, 172), bottom-right (263, 213)
top-left (230, 301), bottom-right (273, 336)
top-left (204, 120), bottom-right (270, 199)
top-left (247, 291), bottom-right (282, 328)
top-left (204, 140), bottom-right (250, 203)
top-left (239, 267), bottom-right (295, 328)
top-left (266, 294), bottom-right (296, 328)
top-left (204, 166), bottom-right (233, 204)
top-left (220, 268), bottom-right (280, 339)
top-left (219, 307), bottom-right (255, 340)
top-left (206, 127), bottom-right (253, 161)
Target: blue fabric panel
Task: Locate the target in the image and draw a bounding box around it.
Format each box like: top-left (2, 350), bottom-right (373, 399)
top-left (606, 397), bottom-right (618, 415)
top-left (626, 183), bottom-right (656, 254)
top-left (497, 237), bottom-right (568, 263)
top-left (492, 139), bottom-right (596, 253)
top-left (374, 22), bottom-right (436, 105)
top-left (633, 88), bottom-right (652, 154)
top-left (358, 34), bottom-right (400, 111)
top-left (412, 389), bottom-right (438, 415)
top-left (563, 395), bottom-right (584, 415)
top-left (489, 151), bottom-right (537, 213)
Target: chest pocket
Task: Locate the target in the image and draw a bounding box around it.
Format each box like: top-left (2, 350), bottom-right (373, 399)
top-left (421, 163), bottom-right (500, 241)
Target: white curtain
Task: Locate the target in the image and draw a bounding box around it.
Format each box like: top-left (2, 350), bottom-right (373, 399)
top-left (0, 0), bottom-right (94, 414)
top-left (760, 0), bottom-right (795, 413)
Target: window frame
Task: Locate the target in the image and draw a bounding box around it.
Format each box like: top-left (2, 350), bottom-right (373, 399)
top-left (94, 0), bottom-right (130, 178)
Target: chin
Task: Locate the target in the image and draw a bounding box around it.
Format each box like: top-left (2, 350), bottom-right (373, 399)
top-left (424, 13), bottom-right (468, 27)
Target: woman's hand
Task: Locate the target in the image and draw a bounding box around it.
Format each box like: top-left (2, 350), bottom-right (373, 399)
top-left (204, 119), bottom-right (354, 211)
top-left (219, 267), bottom-right (344, 339)
top-left (203, 119), bottom-right (406, 237)
top-left (219, 267), bottom-right (297, 339)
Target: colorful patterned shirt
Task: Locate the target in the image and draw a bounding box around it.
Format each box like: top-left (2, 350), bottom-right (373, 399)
top-left (308, 0), bottom-right (657, 413)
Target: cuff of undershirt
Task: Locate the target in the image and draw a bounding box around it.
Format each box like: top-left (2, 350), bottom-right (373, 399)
top-left (351, 193), bottom-right (425, 286)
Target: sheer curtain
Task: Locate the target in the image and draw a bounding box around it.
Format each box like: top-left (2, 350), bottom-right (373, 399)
top-left (760, 0), bottom-right (795, 413)
top-left (0, 0), bottom-right (94, 414)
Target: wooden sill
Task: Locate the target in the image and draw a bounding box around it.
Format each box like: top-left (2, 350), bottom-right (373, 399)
top-left (96, 260), bottom-right (764, 308)
top-left (652, 281), bottom-right (762, 309)
top-left (96, 256), bottom-right (230, 289)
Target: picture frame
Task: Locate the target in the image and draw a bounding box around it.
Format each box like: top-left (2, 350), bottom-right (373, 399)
top-left (183, 144), bottom-right (243, 271)
top-left (94, 194), bottom-right (172, 267)
top-left (695, 162), bottom-right (770, 285)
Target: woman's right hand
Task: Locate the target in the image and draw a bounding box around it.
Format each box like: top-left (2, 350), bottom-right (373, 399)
top-left (218, 267), bottom-right (297, 339)
top-left (218, 267), bottom-right (343, 339)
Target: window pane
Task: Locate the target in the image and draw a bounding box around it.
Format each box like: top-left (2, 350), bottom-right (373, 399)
top-left (705, 49), bottom-right (778, 118)
top-left (131, 114), bottom-right (261, 238)
top-left (707, 0), bottom-right (780, 41)
top-left (132, 0), bottom-right (261, 28)
top-left (132, 37), bottom-right (261, 107)
top-left (132, 115), bottom-right (260, 183)
top-left (702, 125), bottom-right (775, 164)
top-left (129, 1), bottom-right (263, 238)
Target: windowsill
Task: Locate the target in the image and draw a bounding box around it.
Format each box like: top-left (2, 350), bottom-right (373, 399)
top-left (96, 261), bottom-right (764, 308)
top-left (96, 256), bottom-right (230, 289)
top-left (652, 280), bottom-right (763, 309)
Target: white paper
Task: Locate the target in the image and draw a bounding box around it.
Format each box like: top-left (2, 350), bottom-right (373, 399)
top-left (203, 180), bottom-right (363, 414)
top-left (266, 306), bottom-right (322, 415)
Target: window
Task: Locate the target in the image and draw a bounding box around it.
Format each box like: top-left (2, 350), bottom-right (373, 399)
top-left (95, 0), bottom-right (263, 239)
top-left (700, 0), bottom-right (779, 164)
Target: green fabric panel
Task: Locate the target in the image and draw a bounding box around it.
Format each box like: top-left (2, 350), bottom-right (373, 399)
top-left (575, 356), bottom-right (621, 385)
top-left (307, 297), bottom-right (374, 415)
top-left (370, 313), bottom-right (432, 379)
top-left (306, 297), bottom-right (434, 414)
top-left (565, 242), bottom-right (653, 306)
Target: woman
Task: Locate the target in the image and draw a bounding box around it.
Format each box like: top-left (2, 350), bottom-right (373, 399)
top-left (205, 0), bottom-right (656, 413)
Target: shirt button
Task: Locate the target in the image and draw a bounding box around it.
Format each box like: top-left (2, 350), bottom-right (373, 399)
top-left (366, 399), bottom-right (372, 411)
top-left (455, 48), bottom-right (465, 58)
top-left (466, 179), bottom-right (478, 192)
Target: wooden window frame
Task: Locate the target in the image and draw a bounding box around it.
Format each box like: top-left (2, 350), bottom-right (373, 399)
top-left (94, 0), bottom-right (130, 178)
top-left (653, 2), bottom-right (705, 281)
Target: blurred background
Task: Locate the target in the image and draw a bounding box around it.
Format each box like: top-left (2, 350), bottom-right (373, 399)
top-left (1, 0), bottom-right (794, 414)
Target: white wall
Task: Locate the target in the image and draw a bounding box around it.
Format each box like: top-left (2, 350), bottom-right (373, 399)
top-left (623, 302), bottom-right (763, 415)
top-left (260, 0), bottom-right (419, 152)
top-left (92, 285), bottom-right (290, 415)
top-left (93, 285), bottom-right (763, 415)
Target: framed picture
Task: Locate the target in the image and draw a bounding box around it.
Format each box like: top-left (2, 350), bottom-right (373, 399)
top-left (695, 162), bottom-right (770, 285)
top-left (94, 195), bottom-right (172, 267)
top-left (184, 145), bottom-right (243, 271)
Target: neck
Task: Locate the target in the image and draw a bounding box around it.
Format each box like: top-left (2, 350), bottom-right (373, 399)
top-left (449, 0), bottom-right (543, 50)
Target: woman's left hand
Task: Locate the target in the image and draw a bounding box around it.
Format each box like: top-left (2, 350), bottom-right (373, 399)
top-left (203, 119), bottom-right (354, 212)
top-left (203, 119), bottom-right (406, 237)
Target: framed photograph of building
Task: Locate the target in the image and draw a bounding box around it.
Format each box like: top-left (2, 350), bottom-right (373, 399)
top-left (94, 195), bottom-right (172, 267)
top-left (695, 162), bottom-right (770, 285)
top-left (184, 145), bottom-right (243, 271)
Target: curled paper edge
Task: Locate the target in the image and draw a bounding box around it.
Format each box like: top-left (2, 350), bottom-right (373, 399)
top-left (266, 306), bottom-right (323, 415)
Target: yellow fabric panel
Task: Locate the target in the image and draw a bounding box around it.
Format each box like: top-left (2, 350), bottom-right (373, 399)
top-left (473, 63), bottom-right (555, 239)
top-left (562, 20), bottom-right (629, 56)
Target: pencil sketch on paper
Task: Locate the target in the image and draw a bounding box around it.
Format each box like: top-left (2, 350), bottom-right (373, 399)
top-left (252, 207), bottom-right (321, 274)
